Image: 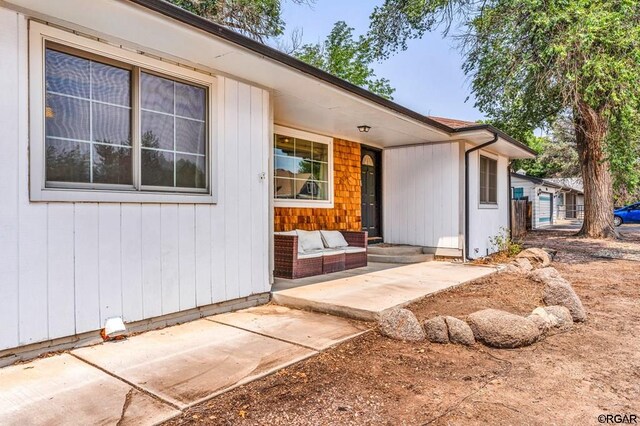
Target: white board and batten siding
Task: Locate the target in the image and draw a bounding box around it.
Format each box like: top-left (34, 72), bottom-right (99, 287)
top-left (383, 143), bottom-right (461, 250)
top-left (467, 149), bottom-right (510, 258)
top-left (511, 176), bottom-right (559, 229)
top-left (0, 8), bottom-right (271, 351)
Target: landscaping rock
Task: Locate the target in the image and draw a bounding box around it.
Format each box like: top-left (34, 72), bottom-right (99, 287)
top-left (445, 316), bottom-right (475, 345)
top-left (543, 280), bottom-right (587, 322)
top-left (467, 309), bottom-right (541, 348)
top-left (378, 308), bottom-right (425, 341)
top-left (424, 316), bottom-right (449, 343)
top-left (527, 313), bottom-right (552, 335)
top-left (506, 257), bottom-right (534, 274)
top-left (526, 266), bottom-right (586, 322)
top-left (517, 248), bottom-right (552, 268)
top-left (529, 267), bottom-right (562, 283)
top-left (528, 306), bottom-right (574, 335)
top-left (541, 305), bottom-right (574, 331)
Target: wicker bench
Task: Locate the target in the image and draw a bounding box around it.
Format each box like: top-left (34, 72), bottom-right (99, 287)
top-left (274, 230), bottom-right (368, 279)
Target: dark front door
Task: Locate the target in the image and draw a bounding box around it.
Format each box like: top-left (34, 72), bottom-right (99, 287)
top-left (361, 147), bottom-right (381, 239)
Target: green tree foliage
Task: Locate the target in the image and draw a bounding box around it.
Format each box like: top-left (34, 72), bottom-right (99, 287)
top-left (294, 21), bottom-right (395, 99)
top-left (368, 0), bottom-right (640, 237)
top-left (168, 0), bottom-right (311, 42)
top-left (485, 118), bottom-right (580, 179)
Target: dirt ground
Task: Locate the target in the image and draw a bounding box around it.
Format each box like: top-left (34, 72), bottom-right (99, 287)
top-left (165, 228), bottom-right (640, 425)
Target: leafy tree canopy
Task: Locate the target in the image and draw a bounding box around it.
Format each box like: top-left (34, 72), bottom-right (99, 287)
top-left (485, 118), bottom-right (580, 180)
top-left (368, 0), bottom-right (640, 236)
top-left (168, 0), bottom-right (311, 42)
top-left (293, 21), bottom-right (395, 99)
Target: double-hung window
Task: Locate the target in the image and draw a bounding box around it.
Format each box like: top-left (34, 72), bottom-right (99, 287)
top-left (30, 22), bottom-right (215, 203)
top-left (273, 126), bottom-right (333, 208)
top-left (479, 155), bottom-right (498, 204)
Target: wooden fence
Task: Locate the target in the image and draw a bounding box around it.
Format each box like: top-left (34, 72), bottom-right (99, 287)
top-left (511, 199), bottom-right (529, 238)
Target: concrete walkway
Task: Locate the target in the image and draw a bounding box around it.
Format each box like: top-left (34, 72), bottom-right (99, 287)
top-left (0, 261), bottom-right (494, 425)
top-left (0, 306), bottom-right (366, 425)
top-left (273, 261), bottom-right (497, 320)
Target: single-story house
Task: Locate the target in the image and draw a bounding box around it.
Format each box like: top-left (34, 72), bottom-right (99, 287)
top-left (511, 172), bottom-right (584, 228)
top-left (0, 0), bottom-right (535, 354)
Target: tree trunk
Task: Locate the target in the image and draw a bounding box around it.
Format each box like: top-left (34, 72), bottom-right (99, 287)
top-left (574, 103), bottom-right (618, 238)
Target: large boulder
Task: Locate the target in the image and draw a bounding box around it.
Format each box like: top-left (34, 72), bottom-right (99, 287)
top-left (424, 316), bottom-right (449, 343)
top-left (467, 309), bottom-right (541, 348)
top-left (517, 248), bottom-right (552, 268)
top-left (528, 267), bottom-right (587, 322)
top-left (529, 267), bottom-right (562, 283)
top-left (445, 316), bottom-right (475, 346)
top-left (541, 306), bottom-right (573, 331)
top-left (529, 306), bottom-right (573, 335)
top-left (527, 312), bottom-right (552, 335)
top-left (505, 257), bottom-right (534, 274)
top-left (543, 280), bottom-right (587, 322)
top-left (378, 308), bottom-right (425, 341)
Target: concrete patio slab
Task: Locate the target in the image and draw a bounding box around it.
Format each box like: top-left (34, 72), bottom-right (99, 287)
top-left (72, 319), bottom-right (315, 409)
top-left (0, 353), bottom-right (179, 426)
top-left (272, 262), bottom-right (496, 321)
top-left (210, 305), bottom-right (369, 350)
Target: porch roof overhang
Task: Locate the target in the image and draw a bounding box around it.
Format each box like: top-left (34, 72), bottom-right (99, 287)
top-left (5, 0), bottom-right (535, 159)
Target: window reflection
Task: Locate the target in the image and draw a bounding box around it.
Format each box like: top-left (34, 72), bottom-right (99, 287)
top-left (140, 72), bottom-right (207, 189)
top-left (43, 46), bottom-right (208, 192)
top-left (274, 134), bottom-right (329, 200)
top-left (44, 48), bottom-right (132, 185)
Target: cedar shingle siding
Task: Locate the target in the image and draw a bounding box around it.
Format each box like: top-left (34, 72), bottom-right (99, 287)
top-left (274, 138), bottom-right (361, 231)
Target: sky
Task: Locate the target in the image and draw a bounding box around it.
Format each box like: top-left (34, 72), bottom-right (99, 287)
top-left (277, 0), bottom-right (484, 122)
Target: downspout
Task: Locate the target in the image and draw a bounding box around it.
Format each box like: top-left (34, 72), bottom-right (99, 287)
top-left (464, 132), bottom-right (499, 261)
top-left (507, 161), bottom-right (513, 234)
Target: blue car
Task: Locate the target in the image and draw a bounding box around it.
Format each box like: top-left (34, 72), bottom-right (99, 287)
top-left (614, 202), bottom-right (640, 226)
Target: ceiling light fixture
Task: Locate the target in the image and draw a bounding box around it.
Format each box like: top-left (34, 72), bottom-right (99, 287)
top-left (357, 125), bottom-right (371, 133)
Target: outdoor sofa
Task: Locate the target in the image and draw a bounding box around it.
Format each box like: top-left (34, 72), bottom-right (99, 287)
top-left (274, 230), bottom-right (368, 279)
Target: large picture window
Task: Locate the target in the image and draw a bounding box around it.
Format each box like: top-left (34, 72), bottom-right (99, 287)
top-left (31, 23), bottom-right (216, 203)
top-left (480, 155), bottom-right (498, 204)
top-left (273, 126), bottom-right (333, 207)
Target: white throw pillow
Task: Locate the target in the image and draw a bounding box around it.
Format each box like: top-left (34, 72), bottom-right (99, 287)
top-left (296, 230), bottom-right (325, 252)
top-left (320, 230), bottom-right (349, 249)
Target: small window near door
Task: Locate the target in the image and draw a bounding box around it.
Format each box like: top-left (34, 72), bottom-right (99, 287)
top-left (480, 155), bottom-right (498, 204)
top-left (362, 154), bottom-right (374, 167)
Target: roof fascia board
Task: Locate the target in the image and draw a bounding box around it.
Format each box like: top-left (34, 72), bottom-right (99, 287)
top-left (125, 0), bottom-right (455, 134)
top-left (452, 125), bottom-right (537, 156)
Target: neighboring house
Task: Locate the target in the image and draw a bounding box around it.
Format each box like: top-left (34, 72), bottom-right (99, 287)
top-left (511, 172), bottom-right (584, 228)
top-left (0, 0), bottom-right (534, 354)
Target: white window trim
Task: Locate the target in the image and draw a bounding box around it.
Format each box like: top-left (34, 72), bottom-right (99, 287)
top-left (29, 21), bottom-right (218, 203)
top-left (273, 125), bottom-right (334, 208)
top-left (478, 151), bottom-right (499, 209)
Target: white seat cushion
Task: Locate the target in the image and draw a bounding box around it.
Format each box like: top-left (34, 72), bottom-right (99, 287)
top-left (297, 250), bottom-right (324, 260)
top-left (321, 248), bottom-right (346, 256)
top-left (320, 230), bottom-right (349, 248)
top-left (296, 230), bottom-right (325, 252)
top-left (344, 246), bottom-right (366, 254)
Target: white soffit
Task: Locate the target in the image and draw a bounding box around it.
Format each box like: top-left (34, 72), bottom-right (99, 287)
top-left (6, 0), bottom-right (451, 147)
top-left (5, 0), bottom-right (532, 156)
top-left (460, 131), bottom-right (536, 159)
